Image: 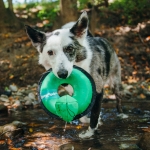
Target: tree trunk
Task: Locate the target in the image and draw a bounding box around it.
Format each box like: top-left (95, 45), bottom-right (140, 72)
top-left (90, 6), bottom-right (97, 35)
top-left (8, 0), bottom-right (13, 12)
top-left (60, 0), bottom-right (78, 25)
top-left (89, 0), bottom-right (109, 35)
top-left (0, 0), bottom-right (7, 22)
top-left (0, 0), bottom-right (22, 32)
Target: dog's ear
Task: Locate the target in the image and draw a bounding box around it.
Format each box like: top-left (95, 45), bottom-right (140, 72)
top-left (70, 11), bottom-right (88, 38)
top-left (25, 25), bottom-right (46, 51)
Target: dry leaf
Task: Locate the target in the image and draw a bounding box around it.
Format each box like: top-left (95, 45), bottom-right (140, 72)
top-left (142, 127), bottom-right (150, 132)
top-left (145, 36), bottom-right (150, 41)
top-left (9, 75), bottom-right (14, 79)
top-left (76, 125), bottom-right (82, 129)
top-left (140, 94), bottom-right (146, 99)
top-left (29, 128), bottom-right (33, 133)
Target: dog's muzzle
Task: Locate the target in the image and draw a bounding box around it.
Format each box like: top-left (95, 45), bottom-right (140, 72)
top-left (57, 69), bottom-right (68, 79)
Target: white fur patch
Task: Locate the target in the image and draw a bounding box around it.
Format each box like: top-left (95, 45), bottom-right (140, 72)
top-left (79, 116), bottom-right (103, 125)
top-left (79, 126), bottom-right (97, 139)
top-left (79, 116), bottom-right (90, 123)
top-left (39, 29), bottom-right (74, 77)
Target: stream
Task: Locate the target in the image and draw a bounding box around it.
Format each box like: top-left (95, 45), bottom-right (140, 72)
top-left (0, 100), bottom-right (150, 150)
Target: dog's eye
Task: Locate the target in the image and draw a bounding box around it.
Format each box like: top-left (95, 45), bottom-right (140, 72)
top-left (47, 50), bottom-right (54, 56)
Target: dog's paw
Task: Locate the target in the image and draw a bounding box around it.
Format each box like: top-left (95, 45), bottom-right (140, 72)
top-left (117, 113), bottom-right (128, 119)
top-left (79, 126), bottom-right (96, 139)
top-left (79, 116), bottom-right (90, 124)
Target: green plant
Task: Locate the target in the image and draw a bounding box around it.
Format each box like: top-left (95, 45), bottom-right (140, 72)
top-left (109, 0), bottom-right (150, 24)
top-left (37, 1), bottom-right (59, 22)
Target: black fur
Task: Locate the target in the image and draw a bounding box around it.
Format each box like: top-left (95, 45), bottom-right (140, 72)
top-left (25, 25), bottom-right (46, 52)
top-left (90, 90), bottom-right (103, 128)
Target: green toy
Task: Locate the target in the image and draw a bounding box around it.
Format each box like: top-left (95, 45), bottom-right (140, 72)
top-left (38, 65), bottom-right (96, 122)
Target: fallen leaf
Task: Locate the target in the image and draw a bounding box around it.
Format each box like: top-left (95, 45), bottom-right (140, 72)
top-left (142, 127), bottom-right (150, 132)
top-left (145, 36), bottom-right (150, 41)
top-left (140, 85), bottom-right (145, 89)
top-left (76, 125), bottom-right (81, 129)
top-left (9, 75), bottom-right (14, 79)
top-left (0, 139), bottom-right (5, 144)
top-left (140, 93), bottom-right (146, 99)
top-left (29, 128), bottom-right (33, 133)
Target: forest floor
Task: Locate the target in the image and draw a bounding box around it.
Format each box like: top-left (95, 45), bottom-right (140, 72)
top-left (0, 16), bottom-right (150, 150)
top-left (0, 19), bottom-right (150, 99)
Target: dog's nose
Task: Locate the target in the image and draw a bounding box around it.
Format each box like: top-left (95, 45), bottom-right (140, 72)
top-left (57, 69), bottom-right (68, 79)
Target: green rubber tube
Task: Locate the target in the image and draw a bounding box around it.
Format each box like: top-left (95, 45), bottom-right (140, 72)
top-left (38, 66), bottom-right (96, 122)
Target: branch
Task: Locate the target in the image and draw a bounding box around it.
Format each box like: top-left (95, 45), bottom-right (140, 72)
top-left (138, 33), bottom-right (148, 47)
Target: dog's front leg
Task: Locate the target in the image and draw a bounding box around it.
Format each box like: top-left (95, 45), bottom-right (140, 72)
top-left (79, 90), bottom-right (103, 138)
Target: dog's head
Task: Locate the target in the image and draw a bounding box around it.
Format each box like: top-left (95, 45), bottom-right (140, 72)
top-left (25, 11), bottom-right (89, 79)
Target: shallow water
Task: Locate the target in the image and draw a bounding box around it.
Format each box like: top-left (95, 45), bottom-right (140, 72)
top-left (0, 100), bottom-right (150, 150)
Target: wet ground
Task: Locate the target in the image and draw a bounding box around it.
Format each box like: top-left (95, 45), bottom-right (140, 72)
top-left (0, 100), bottom-right (150, 150)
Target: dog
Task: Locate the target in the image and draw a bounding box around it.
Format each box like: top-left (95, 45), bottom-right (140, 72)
top-left (25, 11), bottom-right (128, 138)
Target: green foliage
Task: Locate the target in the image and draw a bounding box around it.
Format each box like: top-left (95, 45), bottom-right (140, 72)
top-left (109, 0), bottom-right (150, 24)
top-left (17, 0), bottom-right (59, 26)
top-left (37, 1), bottom-right (59, 22)
top-left (78, 0), bottom-right (89, 10)
top-left (14, 0), bottom-right (150, 27)
top-left (78, 0), bottom-right (104, 10)
top-left (25, 2), bottom-right (39, 9)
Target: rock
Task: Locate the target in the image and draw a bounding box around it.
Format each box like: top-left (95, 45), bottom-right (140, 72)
top-left (9, 85), bottom-right (18, 92)
top-left (24, 96), bottom-right (31, 101)
top-left (32, 100), bottom-right (40, 108)
top-left (125, 85), bottom-right (134, 90)
top-left (123, 89), bottom-right (132, 99)
top-left (0, 97), bottom-right (9, 102)
top-left (32, 100), bottom-right (39, 106)
top-left (119, 143), bottom-right (139, 149)
top-left (18, 88), bottom-right (26, 94)
top-left (16, 92), bottom-right (22, 96)
top-left (122, 83), bottom-right (128, 89)
top-left (27, 85), bottom-right (31, 88)
top-left (117, 113), bottom-right (128, 119)
top-left (58, 143), bottom-right (75, 150)
top-left (0, 121), bottom-right (26, 139)
top-left (3, 102), bottom-right (10, 106)
top-left (28, 92), bottom-right (35, 100)
top-left (12, 100), bottom-right (22, 109)
top-left (0, 104), bottom-right (8, 116)
top-left (12, 121), bottom-right (27, 126)
top-left (1, 124), bottom-right (17, 138)
top-left (0, 94), bottom-right (8, 98)
top-left (138, 133), bottom-right (150, 150)
top-left (33, 83), bottom-right (38, 87)
top-left (25, 99), bottom-right (32, 105)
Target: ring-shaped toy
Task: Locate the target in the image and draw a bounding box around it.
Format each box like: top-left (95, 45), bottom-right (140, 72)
top-left (38, 65), bottom-right (96, 122)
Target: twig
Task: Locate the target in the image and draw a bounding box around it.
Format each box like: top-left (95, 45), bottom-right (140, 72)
top-left (138, 33), bottom-right (147, 46)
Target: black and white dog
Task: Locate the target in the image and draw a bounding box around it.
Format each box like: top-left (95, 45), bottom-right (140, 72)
top-left (25, 11), bottom-right (127, 138)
